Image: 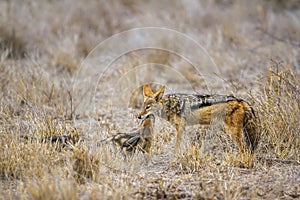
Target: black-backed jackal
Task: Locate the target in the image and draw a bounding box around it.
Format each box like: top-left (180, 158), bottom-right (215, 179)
top-left (138, 84), bottom-right (260, 155)
top-left (99, 113), bottom-right (155, 162)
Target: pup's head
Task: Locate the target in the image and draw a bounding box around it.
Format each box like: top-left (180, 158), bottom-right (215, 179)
top-left (137, 84), bottom-right (165, 120)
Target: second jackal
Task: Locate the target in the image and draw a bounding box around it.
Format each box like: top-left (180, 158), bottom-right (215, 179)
top-left (99, 113), bottom-right (155, 162)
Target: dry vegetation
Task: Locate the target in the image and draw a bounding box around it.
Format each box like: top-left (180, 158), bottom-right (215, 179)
top-left (1, 0), bottom-right (300, 199)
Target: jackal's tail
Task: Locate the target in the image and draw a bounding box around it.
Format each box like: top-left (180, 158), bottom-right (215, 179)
top-left (243, 101), bottom-right (260, 152)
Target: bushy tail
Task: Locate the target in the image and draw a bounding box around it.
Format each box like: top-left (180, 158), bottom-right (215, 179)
top-left (243, 101), bottom-right (260, 152)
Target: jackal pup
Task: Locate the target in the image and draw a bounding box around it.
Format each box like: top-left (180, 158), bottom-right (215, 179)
top-left (138, 84), bottom-right (260, 155)
top-left (99, 113), bottom-right (155, 162)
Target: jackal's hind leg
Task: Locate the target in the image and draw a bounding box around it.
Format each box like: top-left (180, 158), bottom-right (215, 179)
top-left (224, 101), bottom-right (253, 154)
top-left (225, 125), bottom-right (247, 153)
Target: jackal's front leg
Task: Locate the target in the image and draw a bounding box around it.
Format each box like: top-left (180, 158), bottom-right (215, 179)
top-left (174, 116), bottom-right (186, 155)
top-left (143, 145), bottom-right (154, 165)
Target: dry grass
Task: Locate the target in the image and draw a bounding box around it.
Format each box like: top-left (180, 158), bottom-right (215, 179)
top-left (1, 0), bottom-right (300, 199)
top-left (256, 61), bottom-right (300, 160)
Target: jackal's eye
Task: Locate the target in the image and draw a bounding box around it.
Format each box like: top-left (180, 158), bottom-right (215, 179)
top-left (145, 105), bottom-right (151, 110)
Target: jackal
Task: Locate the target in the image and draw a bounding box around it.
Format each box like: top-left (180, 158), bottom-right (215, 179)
top-left (138, 84), bottom-right (260, 155)
top-left (99, 113), bottom-right (155, 162)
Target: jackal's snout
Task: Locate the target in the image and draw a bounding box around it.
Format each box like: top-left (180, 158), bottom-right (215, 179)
top-left (137, 107), bottom-right (148, 119)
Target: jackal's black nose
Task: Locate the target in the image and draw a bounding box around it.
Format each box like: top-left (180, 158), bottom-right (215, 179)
top-left (137, 115), bottom-right (142, 119)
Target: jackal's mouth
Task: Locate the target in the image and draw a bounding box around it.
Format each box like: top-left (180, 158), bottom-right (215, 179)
top-left (138, 112), bottom-right (155, 123)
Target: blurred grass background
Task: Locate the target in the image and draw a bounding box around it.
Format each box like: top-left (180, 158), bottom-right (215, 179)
top-left (0, 0), bottom-right (300, 199)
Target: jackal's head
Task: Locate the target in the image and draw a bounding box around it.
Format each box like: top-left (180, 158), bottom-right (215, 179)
top-left (139, 112), bottom-right (155, 127)
top-left (138, 84), bottom-right (165, 120)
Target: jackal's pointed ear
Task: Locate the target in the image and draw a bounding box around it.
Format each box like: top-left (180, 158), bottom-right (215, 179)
top-left (143, 84), bottom-right (154, 98)
top-left (153, 85), bottom-right (165, 101)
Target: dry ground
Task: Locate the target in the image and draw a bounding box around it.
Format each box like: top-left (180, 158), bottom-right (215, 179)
top-left (1, 0), bottom-right (300, 199)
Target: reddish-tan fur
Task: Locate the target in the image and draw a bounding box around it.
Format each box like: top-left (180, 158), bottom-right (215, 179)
top-left (138, 84), bottom-right (260, 155)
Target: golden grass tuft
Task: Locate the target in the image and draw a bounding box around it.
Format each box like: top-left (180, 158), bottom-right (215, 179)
top-left (72, 147), bottom-right (101, 183)
top-left (225, 151), bottom-right (255, 168)
top-left (0, 135), bottom-right (62, 180)
top-left (178, 144), bottom-right (213, 171)
top-left (27, 176), bottom-right (79, 200)
top-left (256, 60), bottom-right (300, 160)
